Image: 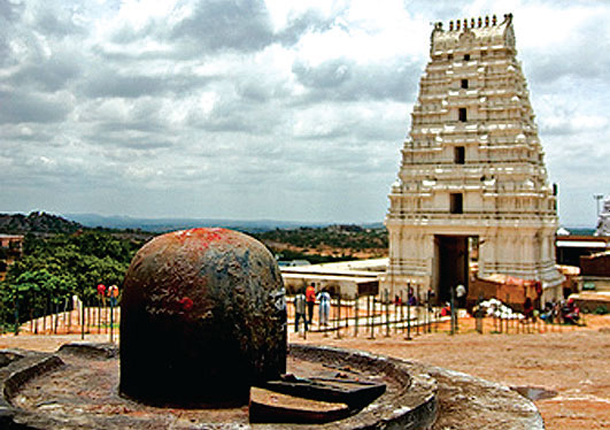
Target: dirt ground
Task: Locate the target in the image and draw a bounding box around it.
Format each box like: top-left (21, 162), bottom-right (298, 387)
top-left (2, 315), bottom-right (610, 429)
top-left (291, 315), bottom-right (610, 430)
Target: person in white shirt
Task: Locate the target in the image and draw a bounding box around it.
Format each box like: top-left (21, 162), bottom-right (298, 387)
top-left (294, 290), bottom-right (308, 332)
top-left (317, 290), bottom-right (331, 326)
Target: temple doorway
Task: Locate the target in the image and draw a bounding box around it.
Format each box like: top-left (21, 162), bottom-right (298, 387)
top-left (434, 235), bottom-right (477, 304)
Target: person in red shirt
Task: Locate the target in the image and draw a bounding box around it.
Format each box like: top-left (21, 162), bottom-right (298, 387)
top-left (305, 284), bottom-right (316, 325)
top-left (97, 284), bottom-right (106, 306)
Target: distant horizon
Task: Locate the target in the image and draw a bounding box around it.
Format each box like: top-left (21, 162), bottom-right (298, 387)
top-left (0, 209), bottom-right (597, 231)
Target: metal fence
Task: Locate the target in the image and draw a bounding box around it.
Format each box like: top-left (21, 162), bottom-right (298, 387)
top-left (287, 291), bottom-right (581, 339)
top-left (1, 295), bottom-right (120, 343)
top-left (287, 292), bottom-right (446, 340)
top-left (1, 292), bottom-right (581, 341)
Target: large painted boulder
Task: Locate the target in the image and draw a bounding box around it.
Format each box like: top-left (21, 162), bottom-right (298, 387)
top-left (119, 228), bottom-right (286, 407)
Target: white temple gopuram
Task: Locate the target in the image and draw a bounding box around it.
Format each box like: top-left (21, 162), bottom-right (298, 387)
top-left (382, 14), bottom-right (563, 303)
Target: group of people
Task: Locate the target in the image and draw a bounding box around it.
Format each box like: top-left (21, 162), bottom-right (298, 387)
top-left (293, 284), bottom-right (331, 332)
top-left (539, 298), bottom-right (581, 325)
top-left (96, 283), bottom-right (120, 307)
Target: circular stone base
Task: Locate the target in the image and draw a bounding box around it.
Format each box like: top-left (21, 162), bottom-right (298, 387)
top-left (0, 344), bottom-right (542, 430)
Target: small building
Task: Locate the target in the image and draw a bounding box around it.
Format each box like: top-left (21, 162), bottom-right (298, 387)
top-left (0, 234), bottom-right (24, 253)
top-left (280, 258), bottom-right (387, 297)
top-left (579, 251), bottom-right (610, 292)
top-left (556, 235), bottom-right (610, 267)
top-left (0, 234), bottom-right (24, 281)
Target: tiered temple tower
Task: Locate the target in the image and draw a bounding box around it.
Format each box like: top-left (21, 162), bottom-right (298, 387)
top-left (383, 14), bottom-right (563, 302)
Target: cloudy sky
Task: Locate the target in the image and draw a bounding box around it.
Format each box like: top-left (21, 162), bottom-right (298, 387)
top-left (1, 0), bottom-right (609, 226)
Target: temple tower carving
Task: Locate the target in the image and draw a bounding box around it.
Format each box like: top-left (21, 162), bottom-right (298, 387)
top-left (383, 14), bottom-right (563, 302)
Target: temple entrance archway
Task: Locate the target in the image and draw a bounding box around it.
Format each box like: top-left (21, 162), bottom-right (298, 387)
top-left (434, 235), bottom-right (475, 305)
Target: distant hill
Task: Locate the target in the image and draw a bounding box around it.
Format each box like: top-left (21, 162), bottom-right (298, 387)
top-left (0, 212), bottom-right (83, 234)
top-left (65, 213), bottom-right (333, 233)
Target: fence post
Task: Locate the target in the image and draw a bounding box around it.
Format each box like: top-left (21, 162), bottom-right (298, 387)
top-left (400, 291), bottom-right (405, 333)
top-left (505, 294), bottom-right (510, 334)
top-left (414, 284), bottom-right (420, 336)
top-left (110, 298), bottom-right (114, 343)
top-left (81, 297), bottom-right (85, 340)
top-left (67, 296), bottom-right (71, 334)
top-left (303, 305), bottom-right (307, 339)
top-left (13, 298), bottom-right (19, 336)
top-left (395, 293), bottom-right (400, 334)
top-left (367, 295), bottom-right (374, 339)
top-left (53, 301), bottom-right (59, 334)
top-left (43, 295), bottom-right (48, 333)
top-left (385, 290), bottom-right (390, 337)
top-left (475, 295), bottom-right (483, 334)
top-left (406, 290), bottom-right (412, 341)
top-left (336, 296), bottom-right (341, 339)
top-left (354, 294), bottom-right (359, 337)
top-left (29, 305), bottom-right (34, 334)
top-left (450, 285), bottom-right (456, 335)
top-left (345, 299), bottom-right (350, 336)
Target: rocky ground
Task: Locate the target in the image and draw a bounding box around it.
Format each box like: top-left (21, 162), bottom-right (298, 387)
top-left (2, 315), bottom-right (610, 429)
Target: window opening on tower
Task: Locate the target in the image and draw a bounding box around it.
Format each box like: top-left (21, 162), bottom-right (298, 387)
top-left (459, 108), bottom-right (467, 122)
top-left (455, 146), bottom-right (465, 164)
top-left (450, 193), bottom-right (463, 214)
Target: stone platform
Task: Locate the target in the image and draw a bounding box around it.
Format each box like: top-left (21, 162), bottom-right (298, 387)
top-left (0, 343), bottom-right (542, 429)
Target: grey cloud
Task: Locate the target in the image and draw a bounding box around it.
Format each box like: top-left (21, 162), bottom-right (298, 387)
top-left (171, 0), bottom-right (274, 53)
top-left (292, 59), bottom-right (351, 89)
top-left (93, 120), bottom-right (168, 135)
top-left (0, 39), bottom-right (11, 67)
top-left (528, 48), bottom-right (610, 85)
top-left (0, 2), bottom-right (21, 67)
top-left (83, 72), bottom-right (168, 98)
top-left (405, 1), bottom-right (462, 21)
top-left (188, 96), bottom-right (286, 134)
top-left (235, 77), bottom-right (290, 102)
top-left (0, 90), bottom-right (72, 124)
top-left (9, 55), bottom-right (81, 92)
top-left (0, 0), bottom-right (24, 20)
top-left (292, 58), bottom-right (419, 103)
top-left (103, 1), bottom-right (348, 61)
top-left (34, 7), bottom-right (86, 38)
top-left (236, 80), bottom-right (270, 102)
top-left (527, 15), bottom-right (610, 85)
top-left (0, 126), bottom-right (55, 143)
top-left (107, 136), bottom-right (174, 151)
top-left (82, 68), bottom-right (213, 98)
top-left (540, 122), bottom-right (576, 136)
top-left (277, 9), bottom-right (345, 46)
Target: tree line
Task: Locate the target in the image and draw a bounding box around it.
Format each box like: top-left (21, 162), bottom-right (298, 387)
top-left (0, 220), bottom-right (389, 330)
top-left (254, 225), bottom-right (388, 253)
top-left (0, 231), bottom-right (148, 330)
